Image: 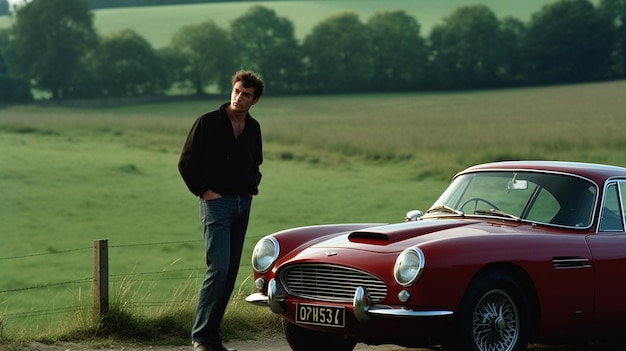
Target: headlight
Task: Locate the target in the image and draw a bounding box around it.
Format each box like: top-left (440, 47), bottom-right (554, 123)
top-left (394, 248), bottom-right (425, 287)
top-left (251, 236), bottom-right (279, 273)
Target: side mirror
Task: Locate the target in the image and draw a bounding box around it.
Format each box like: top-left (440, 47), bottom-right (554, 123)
top-left (405, 210), bottom-right (424, 222)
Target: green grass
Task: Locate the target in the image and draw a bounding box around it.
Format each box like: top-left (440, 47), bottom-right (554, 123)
top-left (1, 80), bottom-right (625, 342)
top-left (260, 81), bottom-right (626, 172)
top-left (2, 0), bottom-right (562, 49)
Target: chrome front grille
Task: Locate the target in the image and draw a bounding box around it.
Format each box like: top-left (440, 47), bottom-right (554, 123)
top-left (279, 264), bottom-right (387, 303)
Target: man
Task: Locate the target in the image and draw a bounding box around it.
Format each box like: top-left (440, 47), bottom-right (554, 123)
top-left (178, 70), bottom-right (264, 351)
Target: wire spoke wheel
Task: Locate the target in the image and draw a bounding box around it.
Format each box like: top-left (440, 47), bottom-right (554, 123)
top-left (472, 288), bottom-right (520, 351)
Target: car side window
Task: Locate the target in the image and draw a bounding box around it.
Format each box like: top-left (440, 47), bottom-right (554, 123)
top-left (599, 183), bottom-right (624, 232)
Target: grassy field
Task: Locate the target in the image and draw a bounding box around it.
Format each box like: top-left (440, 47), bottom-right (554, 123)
top-left (2, 0), bottom-right (565, 49)
top-left (1, 80), bottom-right (626, 340)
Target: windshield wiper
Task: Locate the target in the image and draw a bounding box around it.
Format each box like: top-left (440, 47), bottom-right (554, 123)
top-left (473, 208), bottom-right (521, 221)
top-left (426, 205), bottom-right (464, 216)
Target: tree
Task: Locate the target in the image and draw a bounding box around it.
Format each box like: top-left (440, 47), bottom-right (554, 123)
top-left (86, 29), bottom-right (167, 97)
top-left (230, 5), bottom-right (301, 94)
top-left (158, 45), bottom-right (189, 94)
top-left (10, 0), bottom-right (97, 99)
top-left (302, 12), bottom-right (373, 93)
top-left (0, 28), bottom-right (31, 102)
top-left (428, 5), bottom-right (506, 89)
top-left (0, 28), bottom-right (13, 101)
top-left (524, 0), bottom-right (613, 84)
top-left (168, 20), bottom-right (235, 96)
top-left (498, 17), bottom-right (527, 85)
top-left (366, 10), bottom-right (428, 91)
top-left (598, 0), bottom-right (626, 77)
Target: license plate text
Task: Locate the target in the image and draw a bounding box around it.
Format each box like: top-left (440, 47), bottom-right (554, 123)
top-left (296, 304), bottom-right (345, 328)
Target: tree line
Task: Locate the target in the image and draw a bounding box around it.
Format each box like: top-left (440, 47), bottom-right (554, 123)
top-left (0, 0), bottom-right (625, 103)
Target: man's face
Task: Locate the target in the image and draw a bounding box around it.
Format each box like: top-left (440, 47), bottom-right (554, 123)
top-left (230, 81), bottom-right (259, 113)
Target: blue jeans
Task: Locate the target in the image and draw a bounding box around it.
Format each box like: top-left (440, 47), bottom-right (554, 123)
top-left (191, 195), bottom-right (252, 345)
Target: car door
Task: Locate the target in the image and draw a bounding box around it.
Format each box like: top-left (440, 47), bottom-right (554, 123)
top-left (586, 180), bottom-right (626, 332)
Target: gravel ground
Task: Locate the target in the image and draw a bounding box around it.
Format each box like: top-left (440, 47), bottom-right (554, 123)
top-left (14, 335), bottom-right (416, 351)
top-left (11, 335), bottom-right (604, 351)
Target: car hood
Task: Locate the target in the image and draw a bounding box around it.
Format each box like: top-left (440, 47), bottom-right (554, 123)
top-left (307, 218), bottom-right (505, 254)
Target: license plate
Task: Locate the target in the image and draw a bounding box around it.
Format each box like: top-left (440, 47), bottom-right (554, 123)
top-left (295, 303), bottom-right (345, 328)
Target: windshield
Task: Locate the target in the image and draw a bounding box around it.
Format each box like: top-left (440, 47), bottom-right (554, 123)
top-left (429, 171), bottom-right (597, 228)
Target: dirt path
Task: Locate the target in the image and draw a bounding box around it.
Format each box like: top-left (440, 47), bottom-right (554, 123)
top-left (18, 335), bottom-right (597, 351)
top-left (20, 334), bottom-right (416, 351)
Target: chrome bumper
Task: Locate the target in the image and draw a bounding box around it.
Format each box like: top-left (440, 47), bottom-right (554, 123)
top-left (245, 278), bottom-right (453, 323)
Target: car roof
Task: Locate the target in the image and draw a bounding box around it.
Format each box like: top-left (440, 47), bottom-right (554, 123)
top-left (458, 161), bottom-right (626, 185)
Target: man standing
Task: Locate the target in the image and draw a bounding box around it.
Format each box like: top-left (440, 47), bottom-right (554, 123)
top-left (178, 70), bottom-right (264, 351)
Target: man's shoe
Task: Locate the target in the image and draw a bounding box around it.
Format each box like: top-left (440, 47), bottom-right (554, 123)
top-left (192, 341), bottom-right (236, 351)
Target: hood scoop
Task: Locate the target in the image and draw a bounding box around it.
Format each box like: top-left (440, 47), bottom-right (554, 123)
top-left (348, 231), bottom-right (390, 242)
top-left (348, 219), bottom-right (477, 244)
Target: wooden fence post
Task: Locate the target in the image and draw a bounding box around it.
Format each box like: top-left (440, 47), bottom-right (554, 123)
top-left (93, 239), bottom-right (109, 319)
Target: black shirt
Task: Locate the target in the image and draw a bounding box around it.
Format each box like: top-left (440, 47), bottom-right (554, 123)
top-left (178, 103), bottom-right (263, 197)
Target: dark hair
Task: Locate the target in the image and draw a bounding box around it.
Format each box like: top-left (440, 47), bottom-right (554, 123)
top-left (232, 70), bottom-right (264, 100)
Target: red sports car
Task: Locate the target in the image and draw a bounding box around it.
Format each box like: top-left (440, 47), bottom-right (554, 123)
top-left (246, 161), bottom-right (626, 351)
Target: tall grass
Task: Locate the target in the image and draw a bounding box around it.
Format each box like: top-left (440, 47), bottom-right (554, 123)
top-left (1, 81), bottom-right (625, 343)
top-left (0, 276), bottom-right (280, 346)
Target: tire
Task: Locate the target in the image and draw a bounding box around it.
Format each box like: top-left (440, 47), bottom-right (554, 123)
top-left (445, 272), bottom-right (530, 351)
top-left (282, 320), bottom-right (356, 351)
